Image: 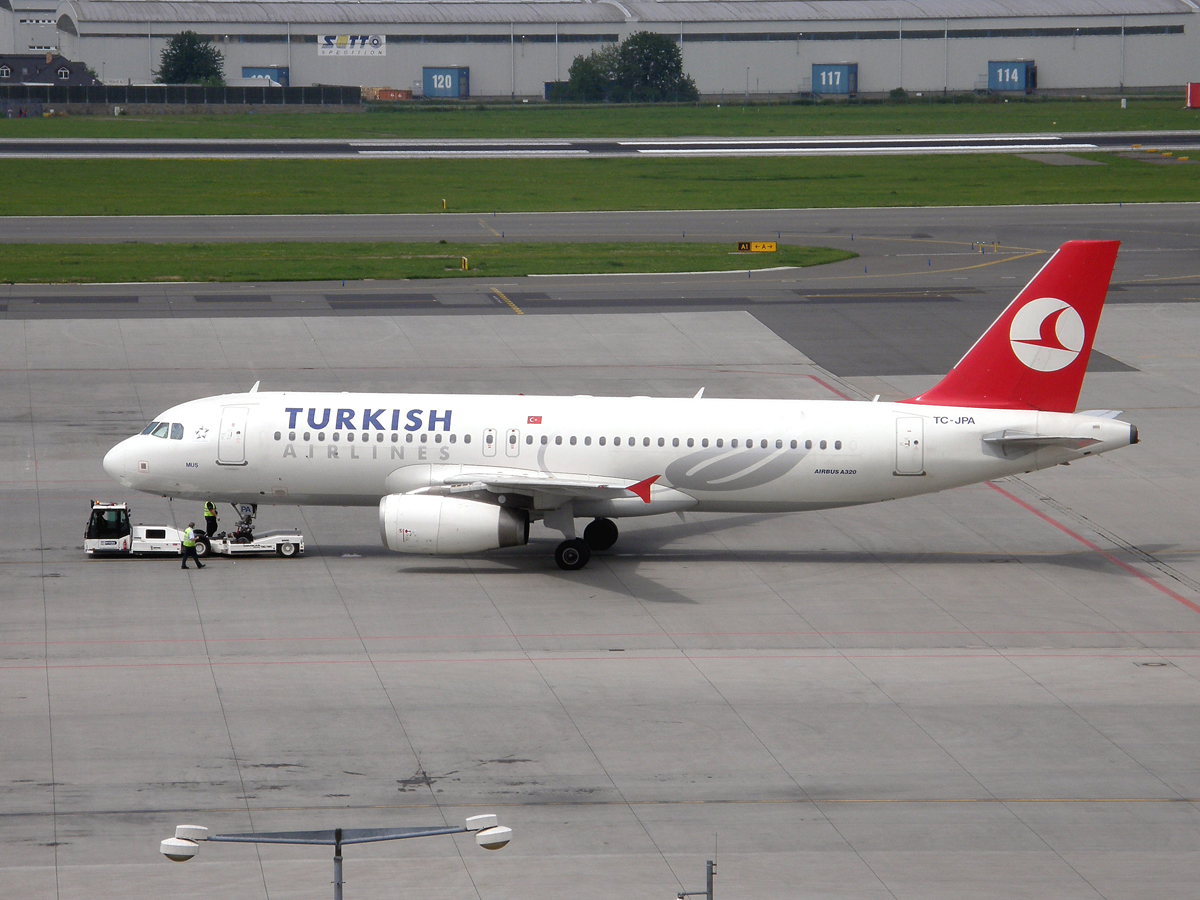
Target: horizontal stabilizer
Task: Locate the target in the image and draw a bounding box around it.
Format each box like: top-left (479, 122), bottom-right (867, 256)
top-left (983, 429), bottom-right (1100, 458)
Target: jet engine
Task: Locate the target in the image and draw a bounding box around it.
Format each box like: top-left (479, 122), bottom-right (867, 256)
top-left (379, 494), bottom-right (529, 554)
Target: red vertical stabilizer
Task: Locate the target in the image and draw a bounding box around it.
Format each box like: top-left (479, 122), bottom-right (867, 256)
top-left (903, 240), bottom-right (1119, 413)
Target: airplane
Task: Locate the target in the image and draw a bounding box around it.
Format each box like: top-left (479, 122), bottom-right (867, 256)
top-left (103, 240), bottom-right (1137, 570)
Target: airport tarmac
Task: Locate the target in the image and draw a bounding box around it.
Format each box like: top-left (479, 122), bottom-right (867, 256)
top-left (3, 295), bottom-right (1200, 900)
top-left (1, 131), bottom-right (1198, 159)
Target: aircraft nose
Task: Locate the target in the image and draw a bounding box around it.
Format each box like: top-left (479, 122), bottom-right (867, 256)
top-left (103, 439), bottom-right (132, 486)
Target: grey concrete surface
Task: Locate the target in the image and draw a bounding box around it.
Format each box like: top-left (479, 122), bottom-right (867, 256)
top-left (3, 131), bottom-right (1199, 160)
top-left (2, 296), bottom-right (1198, 900)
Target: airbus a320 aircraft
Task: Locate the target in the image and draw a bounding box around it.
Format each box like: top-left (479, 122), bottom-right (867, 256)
top-left (104, 241), bottom-right (1136, 570)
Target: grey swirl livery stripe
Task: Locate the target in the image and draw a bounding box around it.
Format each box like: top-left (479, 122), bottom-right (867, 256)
top-left (665, 447), bottom-right (808, 492)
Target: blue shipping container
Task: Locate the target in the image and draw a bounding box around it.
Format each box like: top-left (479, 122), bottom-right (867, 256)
top-left (423, 67), bottom-right (470, 99)
top-left (988, 61), bottom-right (1036, 93)
top-left (812, 63), bottom-right (857, 96)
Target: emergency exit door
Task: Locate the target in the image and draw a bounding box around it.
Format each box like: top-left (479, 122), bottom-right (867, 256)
top-left (218, 406), bottom-right (249, 465)
top-left (505, 428), bottom-right (521, 458)
top-left (895, 417), bottom-right (924, 475)
top-left (482, 428), bottom-right (497, 457)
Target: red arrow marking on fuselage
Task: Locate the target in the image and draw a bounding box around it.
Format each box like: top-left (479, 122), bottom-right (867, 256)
top-left (627, 475), bottom-right (660, 503)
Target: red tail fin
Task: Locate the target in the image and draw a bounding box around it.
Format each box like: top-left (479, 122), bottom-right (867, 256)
top-left (903, 240), bottom-right (1119, 413)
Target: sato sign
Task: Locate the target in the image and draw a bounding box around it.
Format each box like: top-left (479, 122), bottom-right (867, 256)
top-left (812, 63), bottom-right (857, 96)
top-left (319, 35), bottom-right (386, 56)
top-left (737, 241), bottom-right (777, 253)
top-left (988, 60), bottom-right (1036, 93)
top-left (423, 67), bottom-right (470, 99)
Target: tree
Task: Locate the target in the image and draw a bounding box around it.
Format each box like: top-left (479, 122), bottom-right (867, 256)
top-left (156, 31), bottom-right (225, 85)
top-left (566, 44), bottom-right (618, 102)
top-left (563, 32), bottom-right (697, 102)
top-left (613, 31), bottom-right (697, 102)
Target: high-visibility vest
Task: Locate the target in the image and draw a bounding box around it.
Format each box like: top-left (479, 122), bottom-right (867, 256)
top-left (183, 527), bottom-right (196, 548)
top-left (204, 502), bottom-right (217, 516)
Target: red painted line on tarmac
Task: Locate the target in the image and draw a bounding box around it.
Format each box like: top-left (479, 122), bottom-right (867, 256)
top-left (987, 482), bottom-right (1200, 616)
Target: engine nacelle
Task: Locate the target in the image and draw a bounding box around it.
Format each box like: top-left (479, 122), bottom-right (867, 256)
top-left (379, 494), bottom-right (529, 554)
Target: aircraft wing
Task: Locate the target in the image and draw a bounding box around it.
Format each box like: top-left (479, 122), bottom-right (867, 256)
top-left (437, 469), bottom-right (661, 503)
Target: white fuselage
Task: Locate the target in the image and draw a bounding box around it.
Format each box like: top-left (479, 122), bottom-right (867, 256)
top-left (102, 390), bottom-right (1136, 515)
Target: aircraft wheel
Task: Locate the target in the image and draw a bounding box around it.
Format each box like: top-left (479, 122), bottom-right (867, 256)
top-left (583, 518), bottom-right (619, 551)
top-left (277, 542), bottom-right (298, 558)
top-left (554, 538), bottom-right (591, 571)
top-left (194, 539), bottom-right (210, 558)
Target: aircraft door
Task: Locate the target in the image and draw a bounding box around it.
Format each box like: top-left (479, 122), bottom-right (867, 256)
top-left (505, 428), bottom-right (520, 458)
top-left (217, 406), bottom-right (250, 465)
top-left (895, 417), bottom-right (924, 475)
top-left (483, 428), bottom-right (497, 458)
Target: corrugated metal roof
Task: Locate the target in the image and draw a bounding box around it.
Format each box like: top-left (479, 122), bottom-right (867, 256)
top-left (57, 0), bottom-right (1196, 27)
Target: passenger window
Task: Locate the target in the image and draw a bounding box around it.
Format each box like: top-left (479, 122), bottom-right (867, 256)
top-left (628, 437), bottom-right (634, 446)
top-left (151, 422), bottom-right (170, 439)
top-left (421, 434), bottom-right (428, 444)
top-left (731, 439), bottom-right (739, 448)
top-left (274, 431), bottom-right (281, 441)
top-left (805, 440), bottom-right (812, 449)
top-left (644, 437), bottom-right (651, 447)
top-left (390, 433), bottom-right (398, 442)
top-left (377, 433), bottom-right (384, 442)
top-left (570, 436), bottom-right (577, 445)
top-left (464, 434), bottom-right (472, 444)
top-left (347, 433), bottom-right (354, 442)
top-left (716, 439), bottom-right (724, 448)
top-left (761, 439), bottom-right (768, 449)
top-left (450, 434), bottom-right (457, 444)
top-left (525, 434), bottom-right (533, 445)
top-left (435, 433), bottom-right (442, 443)
top-left (555, 435), bottom-right (562, 445)
top-left (599, 437), bottom-right (606, 446)
top-left (614, 437), bottom-right (621, 447)
top-left (303, 432), bottom-right (311, 441)
top-left (584, 436), bottom-right (591, 446)
top-left (289, 431), bottom-right (296, 441)
top-left (835, 440), bottom-right (842, 450)
top-left (541, 435), bottom-right (548, 445)
top-left (820, 440), bottom-right (827, 449)
top-left (672, 438), bottom-right (679, 447)
top-left (318, 432), bottom-right (326, 441)
top-left (701, 439), bottom-right (708, 448)
top-left (171, 423), bottom-right (184, 440)
top-left (788, 440), bottom-right (795, 449)
top-left (775, 439), bottom-right (782, 449)
top-left (141, 422), bottom-right (159, 435)
top-left (687, 438), bottom-right (694, 448)
top-left (407, 433), bottom-right (414, 443)
top-left (658, 438), bottom-right (665, 447)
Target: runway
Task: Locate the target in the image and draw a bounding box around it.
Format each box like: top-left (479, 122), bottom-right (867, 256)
top-left (2, 204), bottom-right (1200, 900)
top-left (2, 130), bottom-right (1199, 159)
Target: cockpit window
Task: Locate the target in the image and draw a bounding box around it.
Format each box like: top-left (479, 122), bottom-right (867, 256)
top-left (170, 423), bottom-right (184, 440)
top-left (141, 422), bottom-right (160, 435)
top-left (151, 422), bottom-right (170, 439)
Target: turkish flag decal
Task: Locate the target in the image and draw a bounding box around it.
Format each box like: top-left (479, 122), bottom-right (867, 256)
top-left (527, 415), bottom-right (542, 424)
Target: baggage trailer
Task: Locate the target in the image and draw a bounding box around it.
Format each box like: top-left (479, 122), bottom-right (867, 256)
top-left (84, 501), bottom-right (304, 559)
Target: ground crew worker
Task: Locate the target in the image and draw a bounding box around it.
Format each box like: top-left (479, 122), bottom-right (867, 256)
top-left (181, 522), bottom-right (205, 570)
top-left (203, 500), bottom-right (218, 537)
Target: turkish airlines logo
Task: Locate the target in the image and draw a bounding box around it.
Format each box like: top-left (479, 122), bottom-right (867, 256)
top-left (1009, 297), bottom-right (1085, 372)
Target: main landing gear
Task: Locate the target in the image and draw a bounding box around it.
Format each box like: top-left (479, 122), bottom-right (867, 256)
top-left (554, 518), bottom-right (619, 570)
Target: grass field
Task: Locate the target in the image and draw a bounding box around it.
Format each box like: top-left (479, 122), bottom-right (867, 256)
top-left (5, 153), bottom-right (1197, 216)
top-left (0, 242), bottom-right (855, 283)
top-left (0, 99), bottom-right (1196, 140)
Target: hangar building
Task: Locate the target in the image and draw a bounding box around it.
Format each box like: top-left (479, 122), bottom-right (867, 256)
top-left (2, 0), bottom-right (1196, 97)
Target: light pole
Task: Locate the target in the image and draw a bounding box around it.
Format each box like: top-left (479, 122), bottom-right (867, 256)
top-left (161, 814), bottom-right (512, 900)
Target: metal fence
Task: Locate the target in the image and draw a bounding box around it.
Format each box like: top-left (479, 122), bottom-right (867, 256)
top-left (0, 84), bottom-right (361, 105)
